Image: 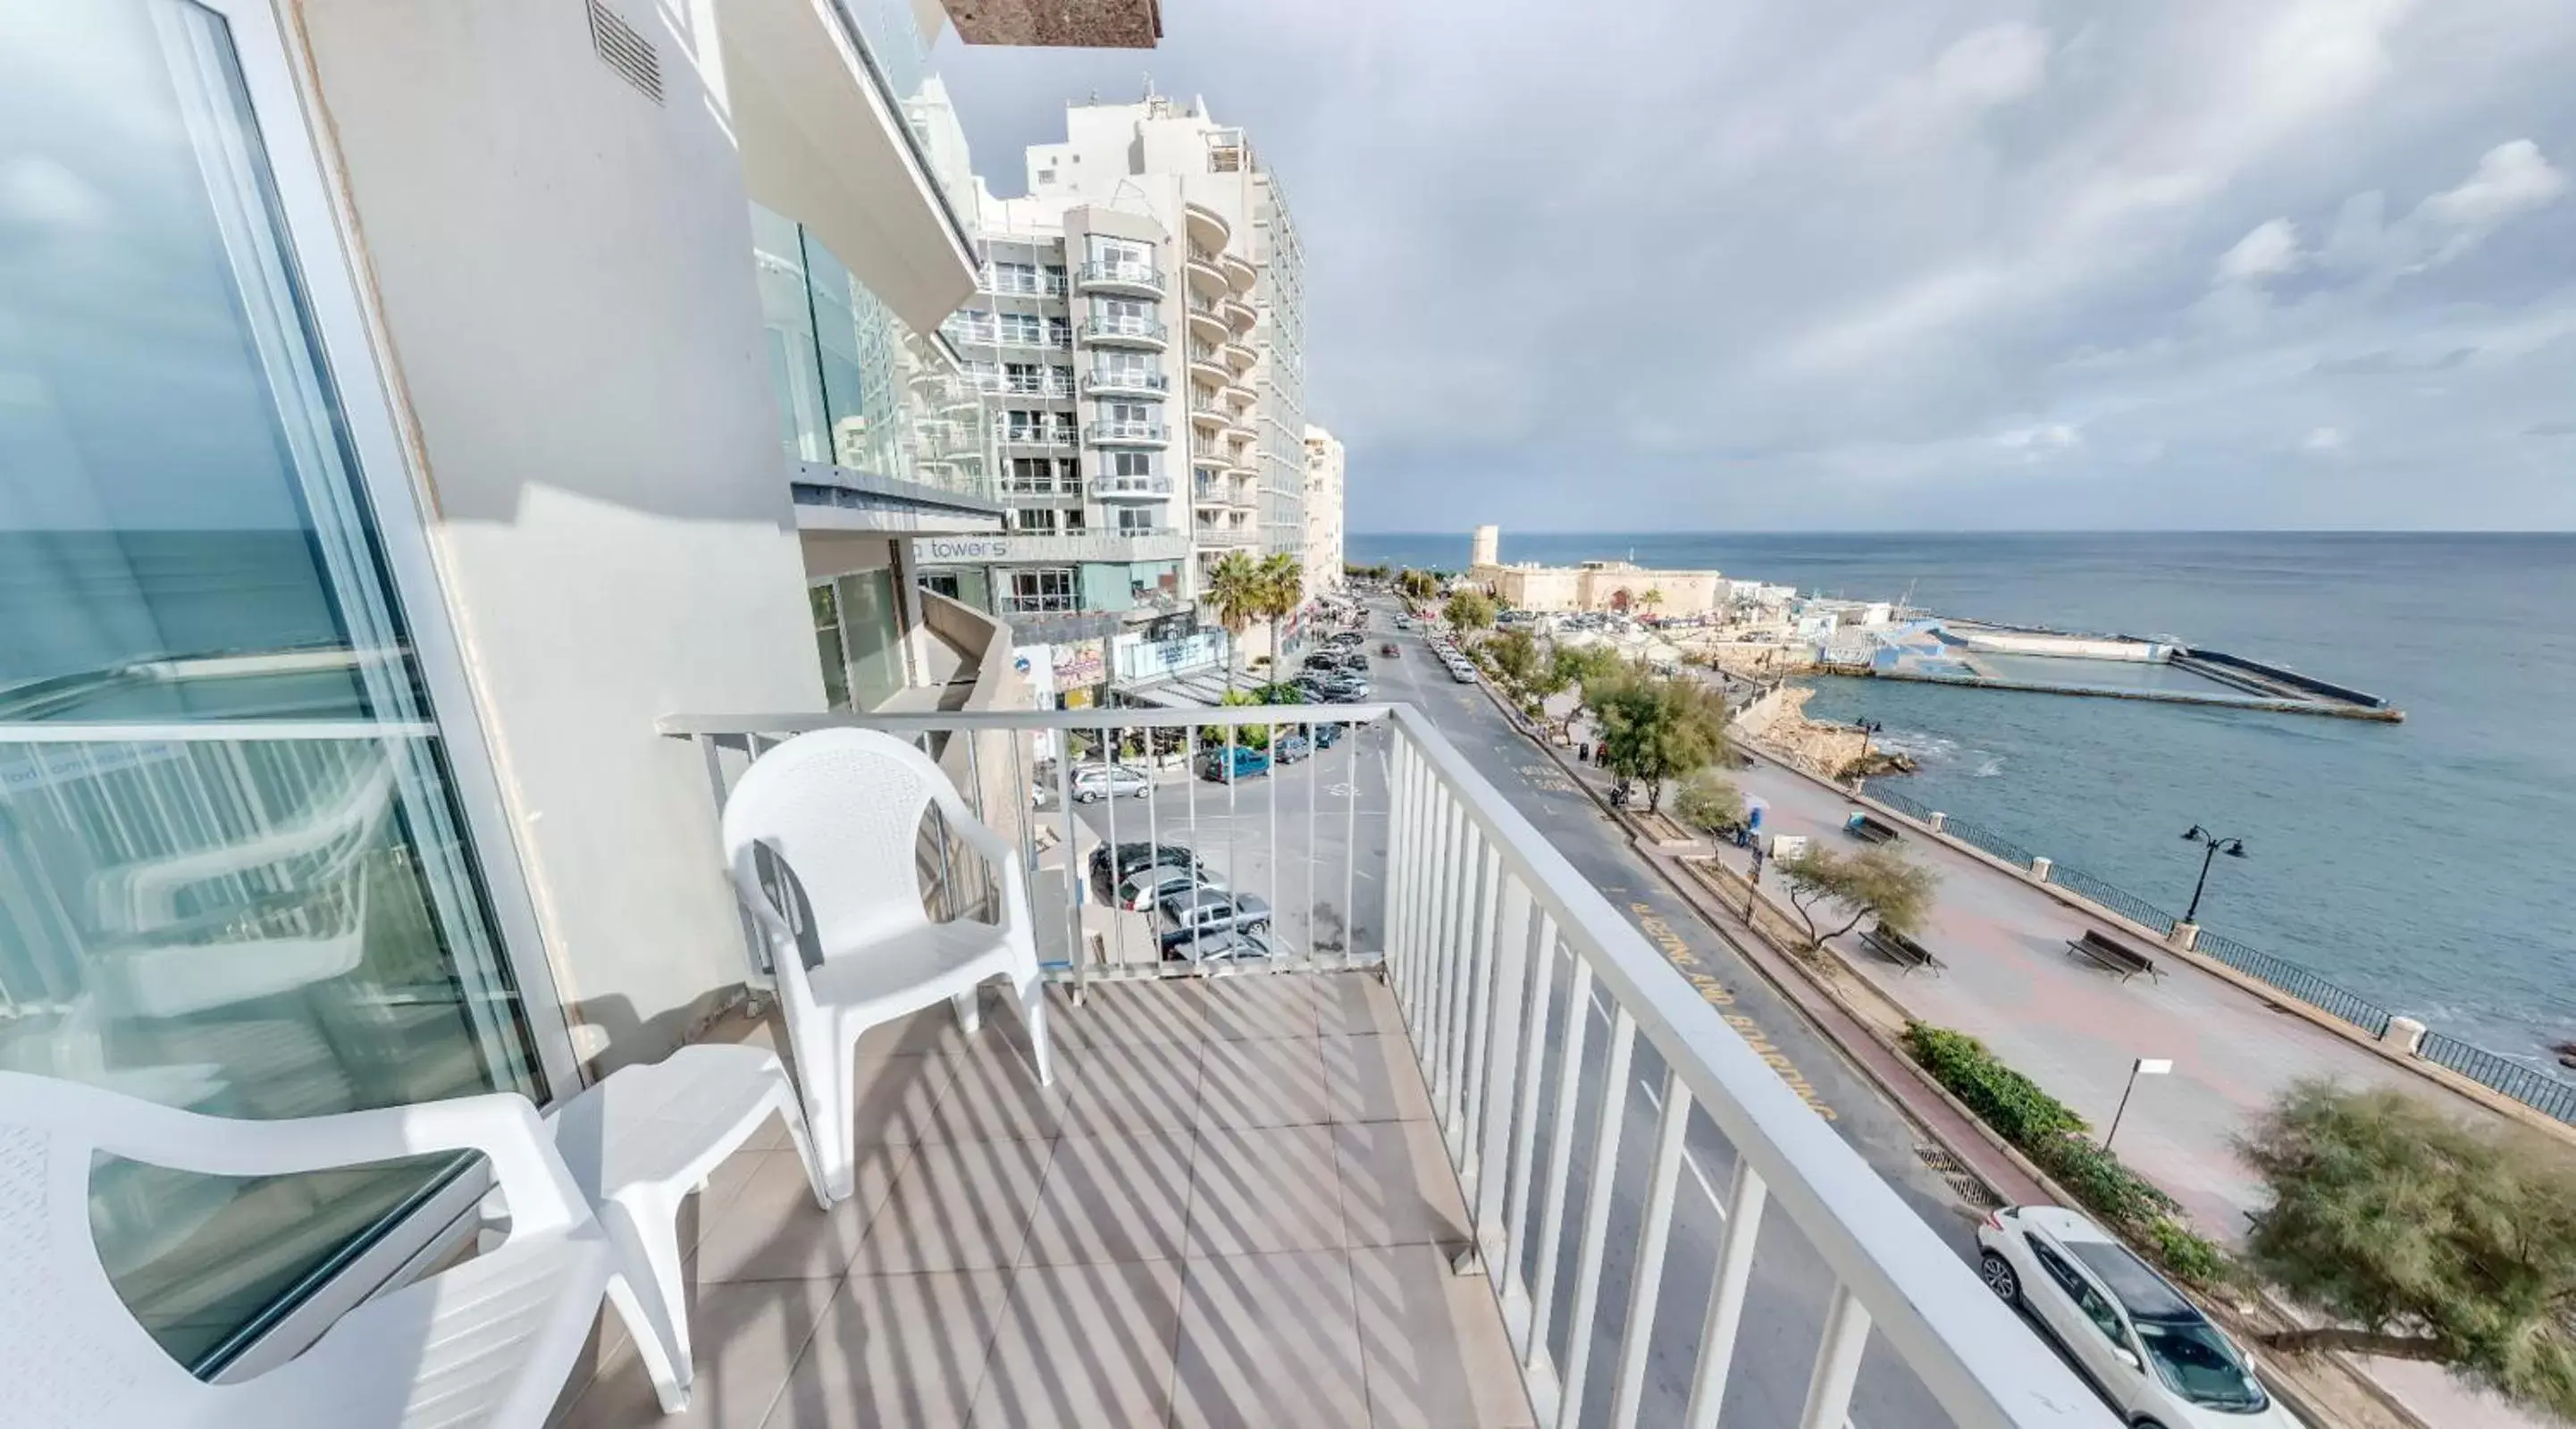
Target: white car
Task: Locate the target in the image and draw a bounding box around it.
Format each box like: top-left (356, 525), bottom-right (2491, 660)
top-left (1446, 660), bottom-right (1477, 683)
top-left (1977, 1206), bottom-right (2299, 1428)
top-left (1114, 864), bottom-right (1221, 912)
top-left (1066, 763), bottom-right (1154, 803)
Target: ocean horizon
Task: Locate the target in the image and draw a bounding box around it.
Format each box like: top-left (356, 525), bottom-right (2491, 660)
top-left (1348, 529), bottom-right (2576, 1072)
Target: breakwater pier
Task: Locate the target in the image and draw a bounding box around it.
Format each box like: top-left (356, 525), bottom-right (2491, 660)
top-left (1831, 620), bottom-right (2405, 722)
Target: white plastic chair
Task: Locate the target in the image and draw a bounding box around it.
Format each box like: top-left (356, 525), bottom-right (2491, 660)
top-left (0, 1070), bottom-right (673, 1428)
top-left (508, 1043), bottom-right (826, 1412)
top-left (721, 728), bottom-right (1050, 1202)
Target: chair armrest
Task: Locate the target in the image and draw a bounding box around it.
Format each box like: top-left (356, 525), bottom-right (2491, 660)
top-left (944, 807), bottom-right (1034, 936)
top-left (727, 848), bottom-right (801, 973)
top-left (14, 1074), bottom-right (592, 1236)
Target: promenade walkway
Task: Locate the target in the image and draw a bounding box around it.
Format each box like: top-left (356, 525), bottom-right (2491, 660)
top-left (1713, 750), bottom-right (2541, 1428)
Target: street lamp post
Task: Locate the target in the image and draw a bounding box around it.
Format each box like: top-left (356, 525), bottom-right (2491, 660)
top-left (2104, 1057), bottom-right (2173, 1152)
top-left (2178, 824), bottom-right (2248, 923)
top-left (1853, 719), bottom-right (1883, 766)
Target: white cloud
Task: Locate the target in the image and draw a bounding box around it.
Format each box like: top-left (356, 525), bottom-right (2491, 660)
top-left (2303, 425), bottom-right (2349, 451)
top-left (1996, 422), bottom-right (2083, 450)
top-left (1836, 23), bottom-right (2050, 146)
top-left (2417, 139), bottom-right (2565, 261)
top-left (2215, 219), bottom-right (2305, 285)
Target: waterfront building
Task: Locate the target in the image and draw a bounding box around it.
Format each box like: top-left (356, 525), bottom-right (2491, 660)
top-left (1468, 528), bottom-right (1729, 615)
top-left (1304, 424), bottom-right (1348, 598)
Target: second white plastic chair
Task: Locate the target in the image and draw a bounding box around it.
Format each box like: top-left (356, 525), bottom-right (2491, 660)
top-left (720, 727), bottom-right (1050, 1202)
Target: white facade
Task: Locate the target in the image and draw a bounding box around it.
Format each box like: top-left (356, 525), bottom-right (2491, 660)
top-left (1011, 94), bottom-right (1309, 661)
top-left (1303, 424), bottom-right (1347, 596)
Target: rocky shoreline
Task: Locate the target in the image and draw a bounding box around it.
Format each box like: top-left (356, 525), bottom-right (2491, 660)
top-left (1733, 684), bottom-right (1916, 781)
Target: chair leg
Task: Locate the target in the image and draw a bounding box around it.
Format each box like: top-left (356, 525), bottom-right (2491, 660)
top-left (790, 1017), bottom-right (855, 1204)
top-left (951, 988), bottom-right (983, 1036)
top-left (601, 1202), bottom-right (692, 1414)
top-left (1017, 973), bottom-right (1054, 1087)
top-left (768, 1081), bottom-right (832, 1211)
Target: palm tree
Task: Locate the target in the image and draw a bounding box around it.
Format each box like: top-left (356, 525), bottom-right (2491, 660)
top-left (1204, 551), bottom-right (1265, 696)
top-left (1256, 551), bottom-right (1304, 669)
top-left (1639, 586), bottom-right (1666, 620)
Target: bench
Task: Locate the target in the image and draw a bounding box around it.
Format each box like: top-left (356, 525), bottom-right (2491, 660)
top-left (2065, 928), bottom-right (2160, 981)
top-left (1844, 811), bottom-right (1901, 844)
top-left (1859, 923), bottom-right (1942, 974)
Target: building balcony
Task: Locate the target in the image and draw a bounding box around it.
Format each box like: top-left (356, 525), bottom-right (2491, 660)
top-left (1084, 368), bottom-right (1170, 399)
top-left (1221, 294), bottom-right (1259, 332)
top-left (1222, 381), bottom-right (1257, 411)
top-left (1193, 521), bottom-right (1260, 546)
top-left (1187, 402), bottom-right (1229, 435)
top-left (1185, 251), bottom-right (1229, 298)
top-left (1080, 315), bottom-right (1169, 350)
top-left (1221, 339), bottom-right (1258, 373)
top-left (1076, 259), bottom-right (1165, 298)
top-left (999, 428), bottom-right (1077, 449)
top-left (1187, 345), bottom-right (1230, 390)
top-left (1084, 420), bottom-right (1169, 448)
top-left (1184, 200), bottom-right (1230, 250)
top-left (1003, 379), bottom-right (1076, 399)
top-left (1218, 251), bottom-right (1259, 293)
top-left (1184, 300), bottom-right (1229, 345)
top-left (1092, 472), bottom-right (1175, 500)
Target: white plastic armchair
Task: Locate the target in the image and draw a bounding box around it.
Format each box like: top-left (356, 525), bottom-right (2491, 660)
top-left (0, 1071), bottom-right (667, 1428)
top-left (721, 728), bottom-right (1050, 1202)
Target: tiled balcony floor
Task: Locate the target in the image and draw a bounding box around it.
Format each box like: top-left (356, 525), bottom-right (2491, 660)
top-left (552, 973), bottom-right (1533, 1428)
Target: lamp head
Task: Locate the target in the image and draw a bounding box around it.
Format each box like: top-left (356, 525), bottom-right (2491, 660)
top-left (2223, 839), bottom-right (2247, 857)
top-left (2183, 824), bottom-right (2210, 843)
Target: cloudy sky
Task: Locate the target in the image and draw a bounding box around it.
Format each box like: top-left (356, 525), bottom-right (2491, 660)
top-left (937, 1), bottom-right (2576, 532)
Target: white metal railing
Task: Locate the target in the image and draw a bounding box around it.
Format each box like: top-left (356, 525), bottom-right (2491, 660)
top-left (653, 704), bottom-right (2110, 1429)
top-left (1085, 369), bottom-right (1170, 396)
top-left (1077, 259), bottom-right (1163, 293)
top-left (1082, 316), bottom-right (1168, 344)
top-left (1085, 420), bottom-right (1167, 444)
top-left (1091, 474), bottom-right (1171, 498)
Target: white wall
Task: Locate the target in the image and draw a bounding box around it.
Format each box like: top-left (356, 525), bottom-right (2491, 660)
top-left (299, 0), bottom-right (826, 1069)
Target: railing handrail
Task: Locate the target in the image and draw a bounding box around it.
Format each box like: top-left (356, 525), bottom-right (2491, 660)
top-left (658, 702), bottom-right (1394, 739)
top-left (1382, 706), bottom-right (2108, 1426)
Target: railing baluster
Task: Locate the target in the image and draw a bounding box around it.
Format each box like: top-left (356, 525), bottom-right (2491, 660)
top-left (1341, 717), bottom-right (1357, 962)
top-left (1798, 1285), bottom-right (1873, 1429)
top-left (1608, 1068), bottom-right (1693, 1429)
top-left (1448, 838), bottom-right (1501, 1159)
top-left (1470, 876), bottom-right (1533, 1262)
top-left (1682, 1161), bottom-right (1770, 1429)
top-left (1553, 1006), bottom-right (1639, 1428)
top-left (1053, 733), bottom-right (1081, 998)
top-left (1431, 800), bottom-right (1472, 1108)
top-left (1389, 743), bottom-right (1422, 1021)
top-left (1523, 957), bottom-right (1594, 1370)
top-left (1502, 914), bottom-right (1557, 1284)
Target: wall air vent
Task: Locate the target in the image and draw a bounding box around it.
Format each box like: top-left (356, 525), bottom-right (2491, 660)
top-left (586, 0), bottom-right (664, 105)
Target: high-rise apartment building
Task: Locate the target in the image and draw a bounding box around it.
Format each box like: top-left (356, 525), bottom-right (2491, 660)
top-left (936, 92), bottom-right (1308, 695)
top-left (1304, 424), bottom-right (1347, 597)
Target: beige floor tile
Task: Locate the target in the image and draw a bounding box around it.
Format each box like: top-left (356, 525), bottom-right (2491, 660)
top-left (917, 1038), bottom-right (1067, 1144)
top-left (1171, 1249), bottom-right (1369, 1428)
top-left (1022, 1130), bottom-right (1195, 1265)
top-left (695, 1146), bottom-right (896, 1283)
top-left (1334, 1120), bottom-right (1471, 1249)
top-left (1047, 979), bottom-right (1206, 1047)
top-left (1316, 974), bottom-right (1409, 1037)
top-left (1197, 974), bottom-right (1322, 1041)
top-left (1187, 1124), bottom-right (1345, 1257)
top-left (855, 1002), bottom-right (978, 1058)
top-left (766, 1268), bottom-right (1011, 1429)
top-left (1058, 1037), bottom-right (1204, 1136)
top-left (1322, 1033), bottom-right (1439, 1124)
top-left (968, 1258), bottom-right (1183, 1427)
top-left (845, 1053), bottom-right (956, 1148)
top-left (1349, 1246), bottom-right (1536, 1428)
top-left (554, 1277), bottom-right (836, 1429)
top-left (852, 1136), bottom-right (1054, 1273)
top-left (1197, 1036), bottom-right (1331, 1129)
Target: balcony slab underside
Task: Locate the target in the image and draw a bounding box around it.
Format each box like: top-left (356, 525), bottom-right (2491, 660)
top-left (552, 973), bottom-right (1533, 1428)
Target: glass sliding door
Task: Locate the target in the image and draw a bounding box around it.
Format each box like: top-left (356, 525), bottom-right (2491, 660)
top-left (0, 0), bottom-right (549, 1369)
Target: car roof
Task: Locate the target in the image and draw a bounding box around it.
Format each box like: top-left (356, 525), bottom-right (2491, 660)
top-left (2065, 1241), bottom-right (2201, 1323)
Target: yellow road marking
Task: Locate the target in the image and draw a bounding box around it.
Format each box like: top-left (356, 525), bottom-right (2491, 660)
top-left (1631, 902), bottom-right (1838, 1121)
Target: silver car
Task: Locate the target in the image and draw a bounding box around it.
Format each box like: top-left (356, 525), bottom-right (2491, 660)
top-left (1064, 763), bottom-right (1153, 803)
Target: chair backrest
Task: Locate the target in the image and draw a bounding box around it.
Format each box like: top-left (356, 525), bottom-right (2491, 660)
top-left (0, 1074), bottom-right (212, 1425)
top-left (721, 729), bottom-right (956, 973)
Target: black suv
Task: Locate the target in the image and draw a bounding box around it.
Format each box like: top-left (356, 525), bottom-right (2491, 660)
top-left (1088, 840), bottom-right (1207, 895)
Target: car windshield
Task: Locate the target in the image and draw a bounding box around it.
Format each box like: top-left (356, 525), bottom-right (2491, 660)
top-left (2132, 1316), bottom-right (2268, 1410)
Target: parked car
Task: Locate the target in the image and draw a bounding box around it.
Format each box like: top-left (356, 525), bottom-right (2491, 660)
top-left (1158, 888), bottom-right (1273, 953)
top-left (1088, 840), bottom-right (1207, 894)
top-left (1198, 744), bottom-right (1272, 782)
top-left (1322, 678), bottom-right (1372, 703)
top-left (1115, 864), bottom-right (1221, 912)
top-left (1272, 733), bottom-right (1314, 764)
top-left (1977, 1206), bottom-right (2299, 1428)
top-left (1163, 925), bottom-right (1280, 964)
top-left (1059, 763), bottom-right (1153, 803)
top-left (1447, 660), bottom-right (1478, 684)
top-left (1298, 720), bottom-right (1346, 749)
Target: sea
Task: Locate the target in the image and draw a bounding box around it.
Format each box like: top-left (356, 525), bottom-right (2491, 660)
top-left (1348, 531), bottom-right (2576, 1069)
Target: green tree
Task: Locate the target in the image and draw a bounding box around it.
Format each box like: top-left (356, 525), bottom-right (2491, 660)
top-left (1639, 586), bottom-right (1666, 619)
top-left (1670, 769), bottom-right (1746, 833)
top-left (1590, 672), bottom-right (1729, 811)
top-left (1774, 845), bottom-right (1935, 947)
top-left (1485, 628), bottom-right (1541, 694)
top-left (1256, 551), bottom-right (1304, 672)
top-left (1397, 568), bottom-right (1439, 602)
top-left (2236, 1080), bottom-right (2576, 1415)
top-left (1443, 588), bottom-right (1497, 635)
top-left (1205, 551), bottom-right (1265, 698)
top-left (1209, 688), bottom-right (1274, 750)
